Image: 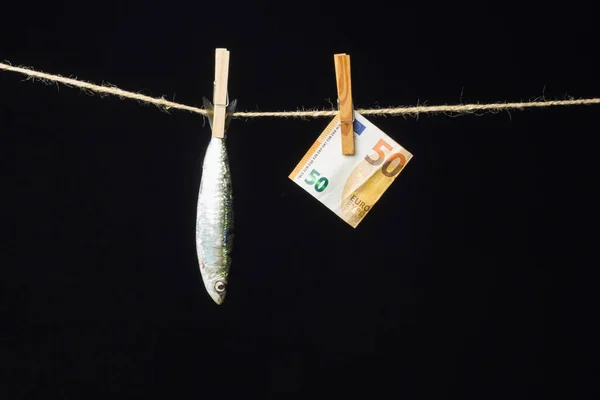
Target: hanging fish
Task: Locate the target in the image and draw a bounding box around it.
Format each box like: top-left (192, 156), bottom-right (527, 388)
top-left (195, 96), bottom-right (237, 305)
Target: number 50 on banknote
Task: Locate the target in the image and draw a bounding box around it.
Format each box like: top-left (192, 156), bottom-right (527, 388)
top-left (289, 112), bottom-right (413, 228)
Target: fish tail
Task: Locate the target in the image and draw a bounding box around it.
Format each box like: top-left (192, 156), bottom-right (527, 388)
top-left (202, 97), bottom-right (238, 138)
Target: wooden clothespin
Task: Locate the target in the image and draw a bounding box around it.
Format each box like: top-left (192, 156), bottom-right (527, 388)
top-left (334, 53), bottom-right (354, 155)
top-left (211, 48), bottom-right (230, 138)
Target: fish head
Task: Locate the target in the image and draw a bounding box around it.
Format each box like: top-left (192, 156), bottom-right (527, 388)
top-left (201, 269), bottom-right (229, 305)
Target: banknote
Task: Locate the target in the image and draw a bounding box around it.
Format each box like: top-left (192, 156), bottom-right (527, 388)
top-left (289, 112), bottom-right (413, 228)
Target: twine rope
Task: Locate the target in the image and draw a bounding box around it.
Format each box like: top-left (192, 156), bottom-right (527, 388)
top-left (2, 62), bottom-right (599, 118)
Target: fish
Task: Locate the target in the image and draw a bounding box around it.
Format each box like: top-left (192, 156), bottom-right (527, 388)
top-left (195, 96), bottom-right (237, 305)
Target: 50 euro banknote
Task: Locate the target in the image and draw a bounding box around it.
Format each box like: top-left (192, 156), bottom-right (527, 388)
top-left (289, 112), bottom-right (413, 228)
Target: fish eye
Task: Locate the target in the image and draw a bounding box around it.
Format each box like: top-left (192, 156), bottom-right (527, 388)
top-left (215, 281), bottom-right (227, 293)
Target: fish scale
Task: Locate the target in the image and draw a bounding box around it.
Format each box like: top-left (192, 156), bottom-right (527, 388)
top-left (195, 97), bottom-right (236, 305)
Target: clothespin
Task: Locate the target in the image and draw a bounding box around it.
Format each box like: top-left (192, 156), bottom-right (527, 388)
top-left (334, 53), bottom-right (354, 155)
top-left (211, 48), bottom-right (230, 138)
top-left (202, 48), bottom-right (237, 136)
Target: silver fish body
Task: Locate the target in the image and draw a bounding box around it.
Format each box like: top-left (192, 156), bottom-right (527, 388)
top-left (195, 98), bottom-right (236, 305)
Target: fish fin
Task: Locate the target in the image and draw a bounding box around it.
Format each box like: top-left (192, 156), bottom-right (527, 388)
top-left (202, 97), bottom-right (238, 136)
top-left (202, 96), bottom-right (215, 130)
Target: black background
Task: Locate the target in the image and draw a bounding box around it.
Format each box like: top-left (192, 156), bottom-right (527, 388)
top-left (2, 1), bottom-right (598, 398)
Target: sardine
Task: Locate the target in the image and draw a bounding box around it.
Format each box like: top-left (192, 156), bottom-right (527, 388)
top-left (195, 97), bottom-right (237, 305)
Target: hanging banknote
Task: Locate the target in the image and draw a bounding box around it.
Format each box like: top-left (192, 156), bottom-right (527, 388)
top-left (289, 112), bottom-right (413, 228)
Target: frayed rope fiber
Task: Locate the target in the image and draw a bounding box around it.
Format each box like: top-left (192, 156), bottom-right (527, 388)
top-left (2, 62), bottom-right (599, 118)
